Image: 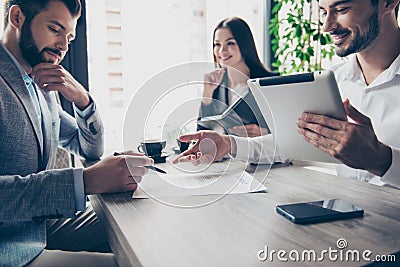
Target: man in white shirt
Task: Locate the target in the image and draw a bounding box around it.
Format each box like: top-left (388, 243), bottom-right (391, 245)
top-left (174, 0), bottom-right (400, 188)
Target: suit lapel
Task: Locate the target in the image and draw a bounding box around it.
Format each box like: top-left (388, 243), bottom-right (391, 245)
top-left (0, 45), bottom-right (45, 158)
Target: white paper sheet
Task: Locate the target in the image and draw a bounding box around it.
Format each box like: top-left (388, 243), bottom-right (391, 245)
top-left (132, 161), bottom-right (267, 199)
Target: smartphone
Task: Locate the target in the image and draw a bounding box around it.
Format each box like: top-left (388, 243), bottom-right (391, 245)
top-left (276, 199), bottom-right (364, 224)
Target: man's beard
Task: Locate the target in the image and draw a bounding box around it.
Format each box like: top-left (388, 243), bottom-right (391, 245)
top-left (18, 20), bottom-right (62, 67)
top-left (334, 7), bottom-right (380, 57)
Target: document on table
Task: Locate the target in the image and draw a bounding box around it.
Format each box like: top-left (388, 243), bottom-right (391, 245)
top-left (132, 161), bottom-right (267, 199)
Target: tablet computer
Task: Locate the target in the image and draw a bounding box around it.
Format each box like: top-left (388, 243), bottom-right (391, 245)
top-left (248, 70), bottom-right (346, 163)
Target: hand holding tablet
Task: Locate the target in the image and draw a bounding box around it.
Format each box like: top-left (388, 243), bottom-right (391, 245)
top-left (249, 71), bottom-right (346, 163)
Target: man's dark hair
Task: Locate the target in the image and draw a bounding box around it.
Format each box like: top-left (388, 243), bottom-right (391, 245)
top-left (4, 0), bottom-right (81, 30)
top-left (371, 0), bottom-right (399, 20)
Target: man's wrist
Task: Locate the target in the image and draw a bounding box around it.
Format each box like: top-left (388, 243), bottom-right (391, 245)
top-left (83, 166), bottom-right (96, 195)
top-left (75, 92), bottom-right (92, 110)
top-left (372, 144), bottom-right (392, 177)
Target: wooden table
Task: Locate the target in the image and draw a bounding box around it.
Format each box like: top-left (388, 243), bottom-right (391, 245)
top-left (90, 164), bottom-right (400, 266)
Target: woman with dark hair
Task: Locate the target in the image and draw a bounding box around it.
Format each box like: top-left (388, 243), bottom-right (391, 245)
top-left (198, 16), bottom-right (278, 137)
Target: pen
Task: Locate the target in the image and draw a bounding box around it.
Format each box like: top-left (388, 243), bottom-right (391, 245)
top-left (114, 152), bottom-right (167, 174)
top-left (144, 165), bottom-right (167, 174)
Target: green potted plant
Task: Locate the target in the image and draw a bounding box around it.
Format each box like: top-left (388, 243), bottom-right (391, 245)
top-left (269, 0), bottom-right (336, 74)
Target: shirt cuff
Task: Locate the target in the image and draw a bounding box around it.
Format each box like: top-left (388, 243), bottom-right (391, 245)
top-left (231, 136), bottom-right (250, 160)
top-left (74, 101), bottom-right (95, 119)
top-left (231, 135), bottom-right (289, 164)
top-left (73, 168), bottom-right (87, 212)
top-left (381, 147), bottom-right (400, 188)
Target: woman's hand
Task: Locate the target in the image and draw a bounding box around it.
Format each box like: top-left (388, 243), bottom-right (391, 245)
top-left (202, 68), bottom-right (225, 105)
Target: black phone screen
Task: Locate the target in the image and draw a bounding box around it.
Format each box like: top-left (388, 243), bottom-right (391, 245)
top-left (276, 199), bottom-right (364, 224)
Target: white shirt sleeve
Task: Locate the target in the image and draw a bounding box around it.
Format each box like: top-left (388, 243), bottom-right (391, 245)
top-left (231, 134), bottom-right (289, 164)
top-left (381, 147), bottom-right (400, 188)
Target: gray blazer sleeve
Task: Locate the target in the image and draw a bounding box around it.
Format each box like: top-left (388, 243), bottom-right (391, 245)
top-left (58, 102), bottom-right (104, 160)
top-left (40, 89), bottom-right (104, 160)
top-left (0, 168), bottom-right (76, 222)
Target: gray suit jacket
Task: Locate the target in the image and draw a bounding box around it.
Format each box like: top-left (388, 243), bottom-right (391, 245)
top-left (0, 45), bottom-right (104, 267)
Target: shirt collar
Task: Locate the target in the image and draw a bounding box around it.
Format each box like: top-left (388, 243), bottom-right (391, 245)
top-left (342, 52), bottom-right (400, 86)
top-left (22, 73), bottom-right (34, 85)
top-left (331, 54), bottom-right (362, 83)
top-left (346, 55), bottom-right (364, 82)
top-left (368, 53), bottom-right (400, 87)
top-left (389, 53), bottom-right (400, 76)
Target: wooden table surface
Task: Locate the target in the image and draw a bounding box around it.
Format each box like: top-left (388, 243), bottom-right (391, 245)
top-left (90, 163), bottom-right (400, 266)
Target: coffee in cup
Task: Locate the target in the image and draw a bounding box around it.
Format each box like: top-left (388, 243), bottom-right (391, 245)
top-left (176, 138), bottom-right (190, 153)
top-left (137, 139), bottom-right (166, 157)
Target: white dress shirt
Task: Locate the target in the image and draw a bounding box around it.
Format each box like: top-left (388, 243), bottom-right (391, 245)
top-left (233, 54), bottom-right (400, 187)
